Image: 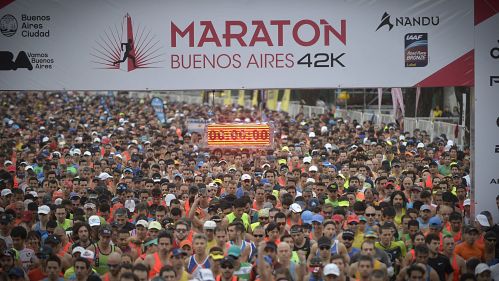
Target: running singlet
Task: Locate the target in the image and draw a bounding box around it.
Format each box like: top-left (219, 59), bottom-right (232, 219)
top-left (149, 252), bottom-right (164, 278)
top-left (187, 255), bottom-right (211, 274)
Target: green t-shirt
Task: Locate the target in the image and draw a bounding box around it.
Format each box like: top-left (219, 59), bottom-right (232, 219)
top-left (234, 262), bottom-right (252, 281)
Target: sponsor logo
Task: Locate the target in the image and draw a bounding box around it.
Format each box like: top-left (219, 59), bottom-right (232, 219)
top-left (0, 51), bottom-right (54, 71)
top-left (0, 14), bottom-right (17, 37)
top-left (405, 33), bottom-right (428, 67)
top-left (0, 51), bottom-right (32, 70)
top-left (91, 13), bottom-right (164, 72)
top-left (490, 178), bottom-right (499, 184)
top-left (376, 12), bottom-right (439, 31)
top-left (495, 145), bottom-right (499, 153)
top-left (491, 41), bottom-right (499, 59)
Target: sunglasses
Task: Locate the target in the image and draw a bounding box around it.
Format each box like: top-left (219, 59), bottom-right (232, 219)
top-left (254, 234), bottom-right (264, 238)
top-left (365, 213), bottom-right (376, 217)
top-left (319, 246), bottom-right (330, 251)
top-left (221, 265), bottom-right (234, 269)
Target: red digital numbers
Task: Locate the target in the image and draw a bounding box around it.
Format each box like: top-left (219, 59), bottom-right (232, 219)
top-left (206, 124), bottom-right (271, 147)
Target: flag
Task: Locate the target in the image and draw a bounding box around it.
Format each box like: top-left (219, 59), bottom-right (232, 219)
top-left (267, 89), bottom-right (279, 110)
top-left (281, 89), bottom-right (291, 112)
top-left (391, 88), bottom-right (405, 120)
top-left (223, 90), bottom-right (232, 105)
top-left (415, 87), bottom-right (421, 117)
top-left (252, 90), bottom-right (258, 107)
top-left (238, 90), bottom-right (245, 107)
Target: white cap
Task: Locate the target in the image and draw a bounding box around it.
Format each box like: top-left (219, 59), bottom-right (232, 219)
top-left (325, 143), bottom-right (332, 150)
top-left (83, 151), bottom-right (92, 156)
top-left (309, 165), bottom-right (318, 172)
top-left (306, 178), bottom-right (316, 183)
top-left (261, 163), bottom-right (270, 169)
top-left (98, 172), bottom-right (112, 181)
top-left (38, 205), bottom-right (51, 215)
top-left (125, 199), bottom-right (135, 212)
top-left (417, 143), bottom-right (425, 148)
top-left (54, 198), bottom-right (63, 205)
top-left (203, 220), bottom-right (217, 230)
top-left (289, 203), bottom-right (302, 213)
top-left (308, 132), bottom-right (316, 138)
top-left (324, 263), bottom-right (340, 277)
top-left (73, 148), bottom-right (81, 155)
top-left (136, 220), bottom-right (149, 228)
top-left (476, 214), bottom-right (490, 227)
top-left (88, 215), bottom-right (101, 227)
top-left (3, 160), bottom-right (12, 166)
top-left (463, 199), bottom-right (471, 206)
top-left (321, 126), bottom-right (328, 134)
top-left (93, 137), bottom-right (101, 143)
top-left (29, 191), bottom-right (38, 198)
top-left (1, 189), bottom-right (12, 197)
top-left (303, 156), bottom-right (312, 164)
top-left (42, 136), bottom-right (49, 143)
top-left (84, 202), bottom-right (96, 210)
top-left (72, 246), bottom-right (86, 255)
top-left (165, 194), bottom-right (176, 207)
top-left (241, 174), bottom-right (251, 181)
top-left (475, 263), bottom-right (491, 275)
top-left (81, 249), bottom-right (95, 260)
top-left (399, 135), bottom-right (405, 141)
top-left (25, 165), bottom-right (34, 171)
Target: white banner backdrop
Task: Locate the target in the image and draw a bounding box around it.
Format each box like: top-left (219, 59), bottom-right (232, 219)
top-left (0, 0), bottom-right (472, 90)
top-left (474, 7), bottom-right (499, 222)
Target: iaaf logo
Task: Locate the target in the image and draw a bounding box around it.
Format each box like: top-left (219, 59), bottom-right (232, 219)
top-left (376, 12), bottom-right (440, 31)
top-left (91, 14), bottom-right (164, 72)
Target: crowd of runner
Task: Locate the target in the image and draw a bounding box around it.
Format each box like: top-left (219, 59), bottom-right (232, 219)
top-left (0, 92), bottom-right (497, 281)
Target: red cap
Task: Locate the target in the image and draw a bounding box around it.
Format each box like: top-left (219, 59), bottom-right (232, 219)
top-left (332, 214), bottom-right (343, 223)
top-left (53, 191), bottom-right (64, 199)
top-left (7, 166), bottom-right (16, 172)
top-left (347, 215), bottom-right (360, 224)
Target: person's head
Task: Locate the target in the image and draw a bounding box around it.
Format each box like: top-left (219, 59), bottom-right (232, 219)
top-left (475, 263), bottom-right (492, 281)
top-left (159, 265), bottom-right (176, 281)
top-left (323, 263), bottom-right (341, 281)
top-left (157, 231), bottom-right (173, 254)
top-left (120, 272), bottom-right (139, 281)
top-left (108, 252), bottom-right (122, 276)
top-left (379, 224), bottom-right (393, 245)
top-left (414, 244), bottom-right (429, 264)
top-left (425, 233), bottom-right (440, 254)
top-left (227, 222), bottom-right (244, 241)
top-left (360, 240), bottom-right (375, 257)
top-left (443, 235), bottom-right (456, 254)
top-left (11, 226), bottom-right (28, 249)
top-left (45, 255), bottom-right (62, 279)
top-left (192, 233), bottom-right (207, 255)
top-left (74, 257), bottom-right (91, 281)
top-left (407, 264), bottom-right (425, 281)
top-left (132, 263), bottom-right (149, 281)
top-left (464, 226), bottom-right (480, 244)
top-left (277, 242), bottom-right (291, 262)
top-left (357, 255), bottom-right (373, 278)
top-left (174, 221), bottom-right (189, 241)
top-left (220, 257), bottom-right (236, 279)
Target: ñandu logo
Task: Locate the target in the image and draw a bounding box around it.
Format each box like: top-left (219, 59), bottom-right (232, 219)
top-left (90, 13), bottom-right (164, 71)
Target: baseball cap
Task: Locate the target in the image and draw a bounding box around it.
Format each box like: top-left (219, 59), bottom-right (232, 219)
top-left (209, 248), bottom-right (224, 261)
top-left (364, 230), bottom-right (379, 239)
top-left (0, 214), bottom-right (12, 224)
top-left (309, 166), bottom-right (318, 172)
top-left (318, 236), bottom-right (332, 248)
top-left (220, 256), bottom-right (235, 267)
top-left (171, 248), bottom-right (187, 257)
top-left (420, 204), bottom-right (431, 212)
top-left (347, 215), bottom-right (360, 224)
top-left (1, 189), bottom-right (12, 197)
top-left (98, 172), bottom-right (113, 181)
top-left (324, 263), bottom-right (340, 277)
top-left (241, 174), bottom-right (251, 181)
top-left (465, 225), bottom-right (479, 234)
top-left (301, 210), bottom-right (314, 224)
top-left (72, 246), bottom-right (86, 255)
top-left (342, 230), bottom-right (355, 240)
top-left (289, 203), bottom-right (302, 213)
top-left (203, 220), bottom-right (217, 230)
top-left (38, 205), bottom-right (50, 215)
top-left (45, 235), bottom-right (61, 245)
top-left (136, 220), bottom-right (149, 228)
top-left (228, 245), bottom-right (241, 258)
top-left (475, 263), bottom-right (491, 275)
top-left (303, 156), bottom-right (312, 164)
top-left (258, 208), bottom-right (269, 218)
top-left (81, 249), bottom-right (95, 260)
top-left (88, 215), bottom-right (101, 227)
top-left (311, 214), bottom-right (324, 224)
top-left (99, 226), bottom-right (112, 236)
top-left (476, 214), bottom-right (490, 227)
top-left (463, 199), bottom-right (471, 206)
top-left (148, 221), bottom-right (162, 230)
top-left (429, 216), bottom-right (442, 228)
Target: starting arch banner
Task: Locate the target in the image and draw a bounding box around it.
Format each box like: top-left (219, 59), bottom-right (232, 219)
top-left (0, 0), bottom-right (473, 90)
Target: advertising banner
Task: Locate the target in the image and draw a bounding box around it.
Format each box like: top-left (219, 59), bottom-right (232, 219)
top-left (0, 0), bottom-right (473, 90)
top-left (150, 97), bottom-right (166, 124)
top-left (473, 0), bottom-right (499, 222)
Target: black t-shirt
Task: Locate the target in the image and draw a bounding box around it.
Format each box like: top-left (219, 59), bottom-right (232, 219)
top-left (428, 254), bottom-right (453, 281)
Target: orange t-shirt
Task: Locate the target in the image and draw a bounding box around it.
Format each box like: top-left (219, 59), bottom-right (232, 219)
top-left (454, 241), bottom-right (484, 261)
